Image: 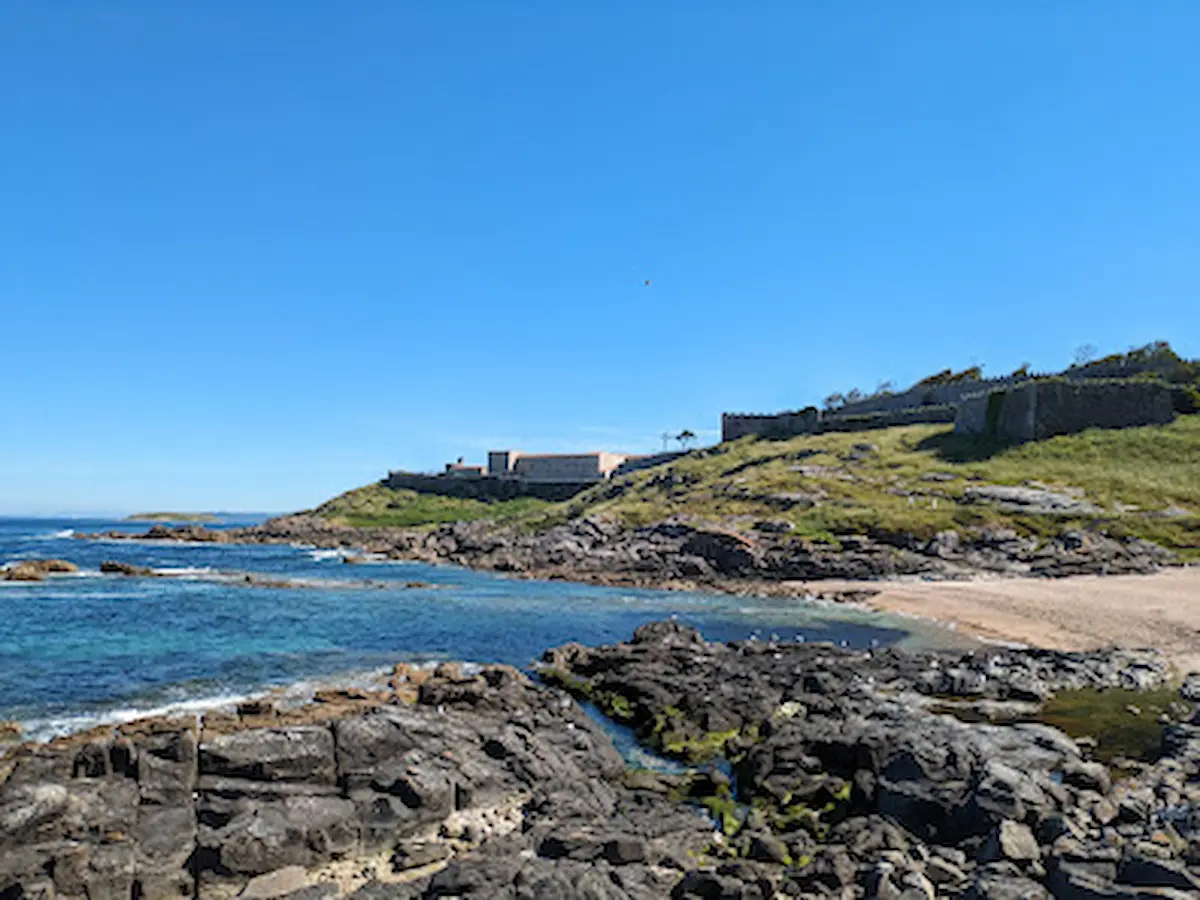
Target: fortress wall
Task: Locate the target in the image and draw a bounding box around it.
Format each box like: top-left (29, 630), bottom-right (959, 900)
top-left (955, 380), bottom-right (1175, 442)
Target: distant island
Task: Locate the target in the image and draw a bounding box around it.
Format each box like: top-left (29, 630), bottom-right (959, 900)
top-left (125, 512), bottom-right (220, 523)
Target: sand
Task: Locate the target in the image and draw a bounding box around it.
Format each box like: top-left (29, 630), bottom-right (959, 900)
top-left (820, 568), bottom-right (1200, 675)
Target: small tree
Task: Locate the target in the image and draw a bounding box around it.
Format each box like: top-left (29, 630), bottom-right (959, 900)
top-left (676, 429), bottom-right (697, 450)
top-left (845, 388), bottom-right (864, 404)
top-left (1072, 343), bottom-right (1098, 367)
top-left (875, 380), bottom-right (895, 396)
top-left (823, 392), bottom-right (846, 411)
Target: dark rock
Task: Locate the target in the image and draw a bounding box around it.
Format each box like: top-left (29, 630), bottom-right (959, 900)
top-left (1117, 854), bottom-right (1200, 890)
top-left (964, 864), bottom-right (1052, 899)
top-left (670, 871), bottom-right (750, 899)
top-left (2, 560), bottom-right (78, 581)
top-left (239, 865), bottom-right (309, 899)
top-left (1061, 760), bottom-right (1112, 794)
top-left (99, 560), bottom-right (154, 576)
top-left (679, 530), bottom-right (761, 576)
top-left (199, 726), bottom-right (336, 783)
top-left (979, 820), bottom-right (1040, 863)
top-left (631, 620), bottom-right (705, 647)
top-left (4, 624), bottom-right (1200, 900)
top-left (602, 836), bottom-right (647, 865)
top-left (391, 840), bottom-right (453, 871)
top-left (746, 832), bottom-right (789, 865)
top-left (1179, 673), bottom-right (1200, 703)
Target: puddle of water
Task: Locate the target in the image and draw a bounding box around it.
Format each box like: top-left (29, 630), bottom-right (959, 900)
top-left (936, 686), bottom-right (1188, 764)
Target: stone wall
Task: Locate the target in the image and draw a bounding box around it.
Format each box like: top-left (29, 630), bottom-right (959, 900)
top-left (835, 375), bottom-right (1024, 416)
top-left (1029, 379), bottom-right (1176, 439)
top-left (820, 404), bottom-right (958, 433)
top-left (955, 380), bottom-right (1176, 442)
top-left (721, 404), bottom-right (956, 441)
top-left (721, 409), bottom-right (820, 441)
top-left (838, 355), bottom-right (1182, 417)
top-left (612, 451), bottom-right (687, 477)
top-left (726, 353), bottom-right (1190, 444)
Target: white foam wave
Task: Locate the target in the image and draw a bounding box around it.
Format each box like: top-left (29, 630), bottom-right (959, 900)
top-left (14, 661), bottom-right (448, 744)
top-left (19, 528), bottom-right (76, 541)
top-left (302, 547), bottom-right (391, 564)
top-left (309, 548), bottom-right (351, 561)
top-left (83, 536), bottom-right (222, 548)
top-left (19, 691), bottom-right (255, 743)
top-left (152, 566), bottom-right (217, 577)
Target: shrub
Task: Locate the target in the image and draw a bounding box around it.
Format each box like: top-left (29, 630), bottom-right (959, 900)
top-left (1172, 385), bottom-right (1200, 415)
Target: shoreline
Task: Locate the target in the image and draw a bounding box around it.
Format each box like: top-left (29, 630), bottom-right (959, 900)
top-left (5, 621), bottom-right (1197, 898)
top-left (856, 567), bottom-right (1200, 676)
top-left (77, 519), bottom-right (1200, 672)
top-left (0, 659), bottom-right (447, 747)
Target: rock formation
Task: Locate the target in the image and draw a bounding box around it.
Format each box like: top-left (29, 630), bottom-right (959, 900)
top-left (5, 626), bottom-right (1200, 898)
top-left (81, 513), bottom-right (1179, 591)
top-left (2, 560), bottom-right (79, 582)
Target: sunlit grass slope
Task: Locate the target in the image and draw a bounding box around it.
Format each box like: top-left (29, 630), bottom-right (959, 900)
top-left (313, 419), bottom-right (1199, 559)
top-left (533, 418), bottom-right (1200, 559)
top-left (312, 484), bottom-right (548, 528)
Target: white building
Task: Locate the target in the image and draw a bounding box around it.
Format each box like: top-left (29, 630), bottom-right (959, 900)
top-left (486, 451), bottom-right (632, 484)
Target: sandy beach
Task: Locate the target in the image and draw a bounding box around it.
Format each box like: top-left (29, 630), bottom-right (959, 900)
top-left (826, 568), bottom-right (1200, 675)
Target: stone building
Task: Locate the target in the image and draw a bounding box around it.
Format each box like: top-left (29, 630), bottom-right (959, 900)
top-left (487, 451), bottom-right (631, 484)
top-left (443, 462), bottom-right (486, 478)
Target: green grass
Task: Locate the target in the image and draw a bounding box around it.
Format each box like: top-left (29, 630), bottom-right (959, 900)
top-left (312, 482), bottom-right (549, 529)
top-left (939, 685), bottom-right (1189, 763)
top-left (1036, 686), bottom-right (1185, 763)
top-left (126, 512), bottom-right (219, 523)
top-left (314, 418), bottom-right (1200, 558)
top-left (513, 417), bottom-right (1200, 559)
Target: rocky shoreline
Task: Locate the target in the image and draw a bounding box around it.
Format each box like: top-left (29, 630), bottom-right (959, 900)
top-left (80, 510), bottom-right (1181, 598)
top-left (5, 625), bottom-right (1200, 899)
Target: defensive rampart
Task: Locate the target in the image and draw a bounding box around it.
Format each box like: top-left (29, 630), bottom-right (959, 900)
top-left (955, 379), bottom-right (1176, 442)
top-left (612, 451), bottom-right (687, 476)
top-left (725, 350), bottom-right (1190, 443)
top-left (721, 404), bottom-right (956, 442)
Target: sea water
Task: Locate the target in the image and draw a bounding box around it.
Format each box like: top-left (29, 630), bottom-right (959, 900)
top-left (0, 516), bottom-right (972, 740)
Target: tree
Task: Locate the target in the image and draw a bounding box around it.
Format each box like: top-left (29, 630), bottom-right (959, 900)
top-left (875, 380), bottom-right (895, 396)
top-left (845, 388), bottom-right (864, 404)
top-left (676, 429), bottom-right (697, 450)
top-left (1072, 343), bottom-right (1098, 367)
top-left (823, 392), bottom-right (846, 411)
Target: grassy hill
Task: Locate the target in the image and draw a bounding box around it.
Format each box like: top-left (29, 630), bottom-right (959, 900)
top-left (312, 485), bottom-right (548, 528)
top-left (314, 419), bottom-right (1200, 560)
top-left (545, 419), bottom-right (1200, 558)
top-left (126, 512), bottom-right (219, 523)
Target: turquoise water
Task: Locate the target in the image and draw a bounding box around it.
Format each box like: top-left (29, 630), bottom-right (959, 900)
top-left (0, 516), bottom-right (970, 739)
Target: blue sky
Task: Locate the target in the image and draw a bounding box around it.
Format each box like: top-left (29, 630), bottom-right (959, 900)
top-left (3, 3), bottom-right (1198, 516)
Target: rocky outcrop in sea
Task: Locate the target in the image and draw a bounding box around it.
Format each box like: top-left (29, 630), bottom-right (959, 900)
top-left (5, 626), bottom-right (1200, 899)
top-left (81, 512), bottom-right (1178, 592)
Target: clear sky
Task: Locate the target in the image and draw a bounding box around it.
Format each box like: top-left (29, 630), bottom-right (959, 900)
top-left (3, 3), bottom-right (1198, 516)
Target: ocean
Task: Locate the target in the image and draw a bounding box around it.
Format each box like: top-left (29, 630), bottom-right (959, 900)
top-left (0, 516), bottom-right (972, 741)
